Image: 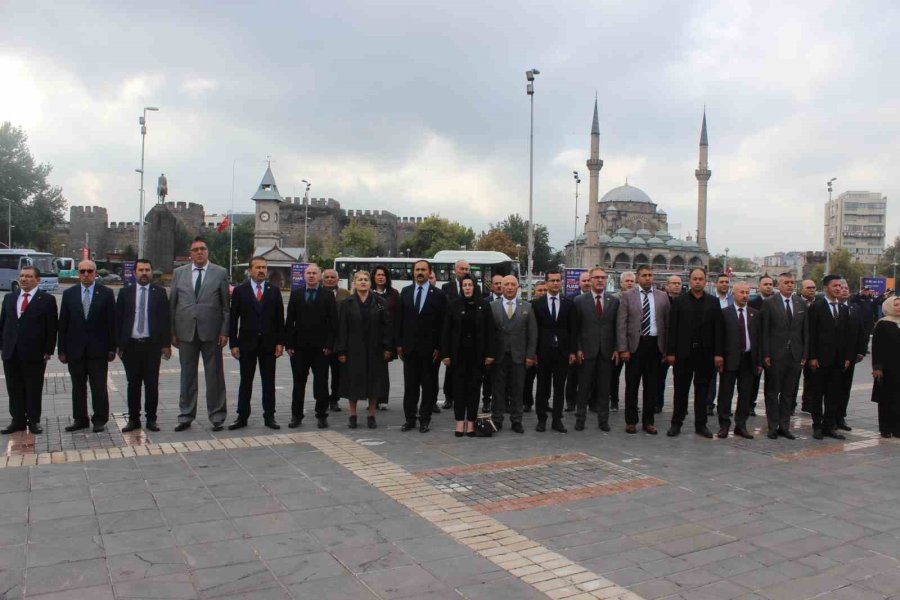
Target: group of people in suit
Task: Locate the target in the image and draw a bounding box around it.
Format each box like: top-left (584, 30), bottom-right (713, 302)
top-left (1, 244), bottom-right (892, 442)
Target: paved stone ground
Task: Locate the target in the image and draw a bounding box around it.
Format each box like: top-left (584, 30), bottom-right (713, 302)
top-left (1, 334), bottom-right (900, 599)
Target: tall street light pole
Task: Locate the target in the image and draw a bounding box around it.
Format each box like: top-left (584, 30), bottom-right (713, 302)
top-left (137, 106), bottom-right (159, 258)
top-left (525, 68), bottom-right (540, 296)
top-left (572, 171), bottom-right (581, 268)
top-left (302, 179), bottom-right (311, 260)
top-left (724, 247), bottom-right (729, 272)
top-left (229, 159), bottom-right (238, 280)
top-left (825, 177), bottom-right (837, 275)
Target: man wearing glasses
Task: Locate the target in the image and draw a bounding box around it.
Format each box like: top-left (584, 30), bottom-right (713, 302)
top-left (59, 260), bottom-right (117, 433)
top-left (170, 237), bottom-right (231, 431)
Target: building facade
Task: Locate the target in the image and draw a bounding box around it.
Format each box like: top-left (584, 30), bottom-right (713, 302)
top-left (824, 190), bottom-right (887, 266)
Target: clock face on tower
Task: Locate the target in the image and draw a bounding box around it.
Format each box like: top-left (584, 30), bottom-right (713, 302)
top-left (259, 211), bottom-right (270, 222)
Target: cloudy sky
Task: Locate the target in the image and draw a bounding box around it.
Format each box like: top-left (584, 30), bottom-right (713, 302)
top-left (1, 0), bottom-right (897, 257)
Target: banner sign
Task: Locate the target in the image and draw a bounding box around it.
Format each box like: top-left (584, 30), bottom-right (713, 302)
top-left (122, 261), bottom-right (136, 285)
top-left (291, 263), bottom-right (309, 291)
top-left (861, 277), bottom-right (887, 294)
top-left (564, 268), bottom-right (588, 298)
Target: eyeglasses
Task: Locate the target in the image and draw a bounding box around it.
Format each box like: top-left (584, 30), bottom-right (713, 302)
top-left (79, 269), bottom-right (95, 274)
top-left (191, 247), bottom-right (208, 252)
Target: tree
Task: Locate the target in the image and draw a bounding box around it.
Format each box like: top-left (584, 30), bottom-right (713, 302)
top-left (0, 122), bottom-right (68, 250)
top-left (339, 221), bottom-right (381, 257)
top-left (877, 236), bottom-right (900, 277)
top-left (307, 236), bottom-right (337, 269)
top-left (709, 254), bottom-right (754, 273)
top-left (205, 219), bottom-right (254, 279)
top-left (491, 214), bottom-right (554, 273)
top-left (806, 248), bottom-right (869, 292)
top-left (475, 229), bottom-right (518, 256)
top-left (401, 215), bottom-right (475, 257)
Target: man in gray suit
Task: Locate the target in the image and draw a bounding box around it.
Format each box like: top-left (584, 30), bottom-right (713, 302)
top-left (716, 282), bottom-right (760, 439)
top-left (760, 272), bottom-right (807, 439)
top-left (574, 267), bottom-right (619, 431)
top-left (617, 265), bottom-right (669, 434)
top-left (490, 275), bottom-right (537, 434)
top-left (171, 236), bottom-right (230, 431)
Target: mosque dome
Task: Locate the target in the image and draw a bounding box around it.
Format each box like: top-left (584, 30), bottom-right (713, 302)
top-left (614, 227), bottom-right (634, 237)
top-left (600, 183), bottom-right (654, 204)
top-left (610, 235), bottom-right (628, 244)
top-left (647, 237), bottom-right (665, 246)
top-left (627, 237), bottom-right (647, 246)
top-left (636, 228), bottom-right (652, 239)
top-left (656, 230), bottom-right (672, 240)
top-left (598, 234), bottom-right (612, 243)
top-left (666, 239), bottom-right (683, 248)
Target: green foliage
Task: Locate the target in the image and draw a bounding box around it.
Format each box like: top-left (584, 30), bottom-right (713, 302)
top-left (491, 213), bottom-right (554, 273)
top-left (0, 122), bottom-right (67, 250)
top-left (338, 221), bottom-right (382, 257)
top-left (806, 248), bottom-right (870, 292)
top-left (205, 219), bottom-right (254, 280)
top-left (876, 236), bottom-right (900, 277)
top-left (709, 253), bottom-right (754, 273)
top-left (400, 215), bottom-right (475, 257)
top-left (475, 229), bottom-right (518, 256)
top-left (307, 236), bottom-right (337, 269)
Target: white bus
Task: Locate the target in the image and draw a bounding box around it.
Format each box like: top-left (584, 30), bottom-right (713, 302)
top-left (0, 250), bottom-right (60, 292)
top-left (334, 250), bottom-right (520, 294)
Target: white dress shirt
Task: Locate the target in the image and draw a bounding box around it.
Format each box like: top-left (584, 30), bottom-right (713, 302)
top-left (192, 262), bottom-right (209, 288)
top-left (132, 284), bottom-right (151, 339)
top-left (16, 290), bottom-right (34, 317)
top-left (639, 287), bottom-right (658, 336)
top-left (718, 294), bottom-right (730, 309)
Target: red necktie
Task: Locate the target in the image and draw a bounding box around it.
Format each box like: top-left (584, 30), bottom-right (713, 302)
top-left (595, 295), bottom-right (603, 318)
top-left (20, 292), bottom-right (29, 315)
top-left (256, 285), bottom-right (263, 301)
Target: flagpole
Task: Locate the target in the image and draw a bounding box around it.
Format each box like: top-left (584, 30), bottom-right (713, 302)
top-left (229, 159), bottom-right (236, 281)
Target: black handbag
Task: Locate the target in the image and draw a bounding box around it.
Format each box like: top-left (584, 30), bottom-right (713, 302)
top-left (474, 414), bottom-right (496, 437)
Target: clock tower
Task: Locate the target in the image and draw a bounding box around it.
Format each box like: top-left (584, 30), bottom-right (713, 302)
top-left (252, 164), bottom-right (284, 250)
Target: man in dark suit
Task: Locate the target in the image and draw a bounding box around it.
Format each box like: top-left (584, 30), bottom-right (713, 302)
top-left (59, 260), bottom-right (116, 433)
top-left (798, 279), bottom-right (817, 413)
top-left (482, 273), bottom-right (505, 412)
top-left (285, 264), bottom-right (336, 429)
top-left (611, 270), bottom-right (637, 411)
top-left (656, 275), bottom-right (682, 413)
top-left (440, 259), bottom-right (470, 410)
top-left (229, 257), bottom-right (285, 430)
top-left (523, 281), bottom-right (548, 412)
top-left (716, 282), bottom-right (759, 439)
top-left (665, 267), bottom-right (724, 438)
top-left (760, 272), bottom-right (807, 439)
top-left (806, 275), bottom-right (853, 440)
top-left (396, 259), bottom-right (447, 432)
top-left (532, 270), bottom-right (574, 433)
top-left (115, 259), bottom-right (171, 433)
top-left (837, 279), bottom-right (867, 431)
top-left (574, 267), bottom-right (618, 431)
top-left (565, 271), bottom-right (592, 412)
top-left (617, 266), bottom-right (669, 435)
top-left (322, 268), bottom-right (350, 412)
top-left (0, 267), bottom-right (57, 435)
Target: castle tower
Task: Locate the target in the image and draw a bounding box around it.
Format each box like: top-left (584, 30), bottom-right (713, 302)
top-left (252, 164), bottom-right (284, 249)
top-left (695, 109), bottom-right (711, 251)
top-left (582, 98), bottom-right (604, 267)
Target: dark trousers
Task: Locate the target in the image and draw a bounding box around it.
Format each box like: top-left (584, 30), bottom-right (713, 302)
top-left (69, 357), bottom-right (109, 426)
top-left (452, 355), bottom-right (482, 422)
top-left (402, 350), bottom-right (438, 425)
top-left (4, 355), bottom-right (45, 425)
top-left (536, 348), bottom-right (568, 422)
top-left (328, 353), bottom-right (341, 404)
top-left (443, 364), bottom-right (454, 404)
top-left (750, 370), bottom-right (763, 409)
top-left (611, 360), bottom-right (625, 405)
top-left (578, 355), bottom-right (611, 424)
top-left (657, 362), bottom-right (670, 410)
top-left (671, 346), bottom-right (714, 429)
top-left (800, 363), bottom-right (813, 409)
top-left (764, 356), bottom-right (802, 433)
top-left (565, 364), bottom-right (578, 408)
top-left (491, 353), bottom-right (524, 425)
top-left (524, 366), bottom-right (537, 408)
top-left (238, 345), bottom-right (276, 420)
top-left (718, 353), bottom-right (755, 431)
top-left (122, 340), bottom-right (162, 422)
top-left (839, 363), bottom-right (856, 419)
top-left (290, 346), bottom-right (329, 420)
top-left (624, 336), bottom-right (660, 427)
top-left (810, 364), bottom-right (844, 431)
top-left (482, 367), bottom-right (492, 405)
top-left (878, 400), bottom-right (900, 436)
top-left (706, 370), bottom-right (718, 408)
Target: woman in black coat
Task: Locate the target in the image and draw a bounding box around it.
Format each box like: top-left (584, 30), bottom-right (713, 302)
top-left (872, 295), bottom-right (900, 437)
top-left (441, 273), bottom-right (494, 437)
top-left (336, 271), bottom-right (393, 429)
top-left (372, 265), bottom-right (399, 411)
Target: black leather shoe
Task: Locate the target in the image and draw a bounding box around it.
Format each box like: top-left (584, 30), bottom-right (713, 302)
top-left (535, 421), bottom-right (546, 432)
top-left (666, 424), bottom-right (681, 437)
top-left (564, 405), bottom-right (575, 413)
top-left (146, 421), bottom-right (160, 432)
top-left (574, 420), bottom-right (585, 431)
top-left (264, 419), bottom-right (280, 430)
top-left (122, 421), bottom-right (141, 433)
top-left (551, 420), bottom-right (567, 434)
top-left (734, 428), bottom-right (754, 439)
top-left (348, 415), bottom-right (358, 429)
top-left (174, 422), bottom-right (191, 432)
top-left (881, 432), bottom-right (893, 438)
top-left (610, 403), bottom-right (619, 412)
top-left (92, 424), bottom-right (107, 433)
top-left (812, 428), bottom-right (824, 440)
top-left (227, 419), bottom-right (247, 431)
top-left (824, 429), bottom-right (845, 440)
top-left (523, 404), bottom-right (532, 413)
top-left (211, 423), bottom-right (224, 432)
top-left (779, 429), bottom-right (796, 440)
top-left (836, 420), bottom-right (852, 432)
top-left (28, 423), bottom-right (43, 435)
top-left (511, 422), bottom-right (524, 434)
top-left (599, 422), bottom-right (611, 432)
top-left (441, 400), bottom-right (453, 410)
top-left (401, 421), bottom-right (416, 432)
top-left (317, 418), bottom-right (328, 429)
top-left (716, 428), bottom-right (728, 439)
top-left (432, 405), bottom-right (441, 414)
top-left (367, 416), bottom-right (376, 429)
top-left (696, 427), bottom-right (714, 439)
top-left (65, 421), bottom-right (90, 432)
top-left (1, 423), bottom-right (27, 434)
top-left (329, 401), bottom-right (342, 412)
top-left (419, 423), bottom-right (430, 433)
top-left (767, 430), bottom-right (779, 439)
top-left (288, 417), bottom-right (302, 428)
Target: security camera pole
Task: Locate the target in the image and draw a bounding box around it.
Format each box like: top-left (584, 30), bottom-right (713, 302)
top-left (525, 68), bottom-right (540, 296)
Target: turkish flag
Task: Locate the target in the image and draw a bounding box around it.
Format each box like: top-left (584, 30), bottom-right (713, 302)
top-left (216, 216), bottom-right (230, 233)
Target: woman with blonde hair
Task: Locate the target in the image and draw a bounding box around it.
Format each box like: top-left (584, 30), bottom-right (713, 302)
top-left (335, 271), bottom-right (393, 429)
top-left (872, 295), bottom-right (900, 437)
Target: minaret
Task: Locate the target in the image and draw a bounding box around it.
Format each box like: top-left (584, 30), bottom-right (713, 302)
top-left (695, 109), bottom-right (711, 251)
top-left (252, 163), bottom-right (284, 250)
top-left (583, 97), bottom-right (604, 267)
